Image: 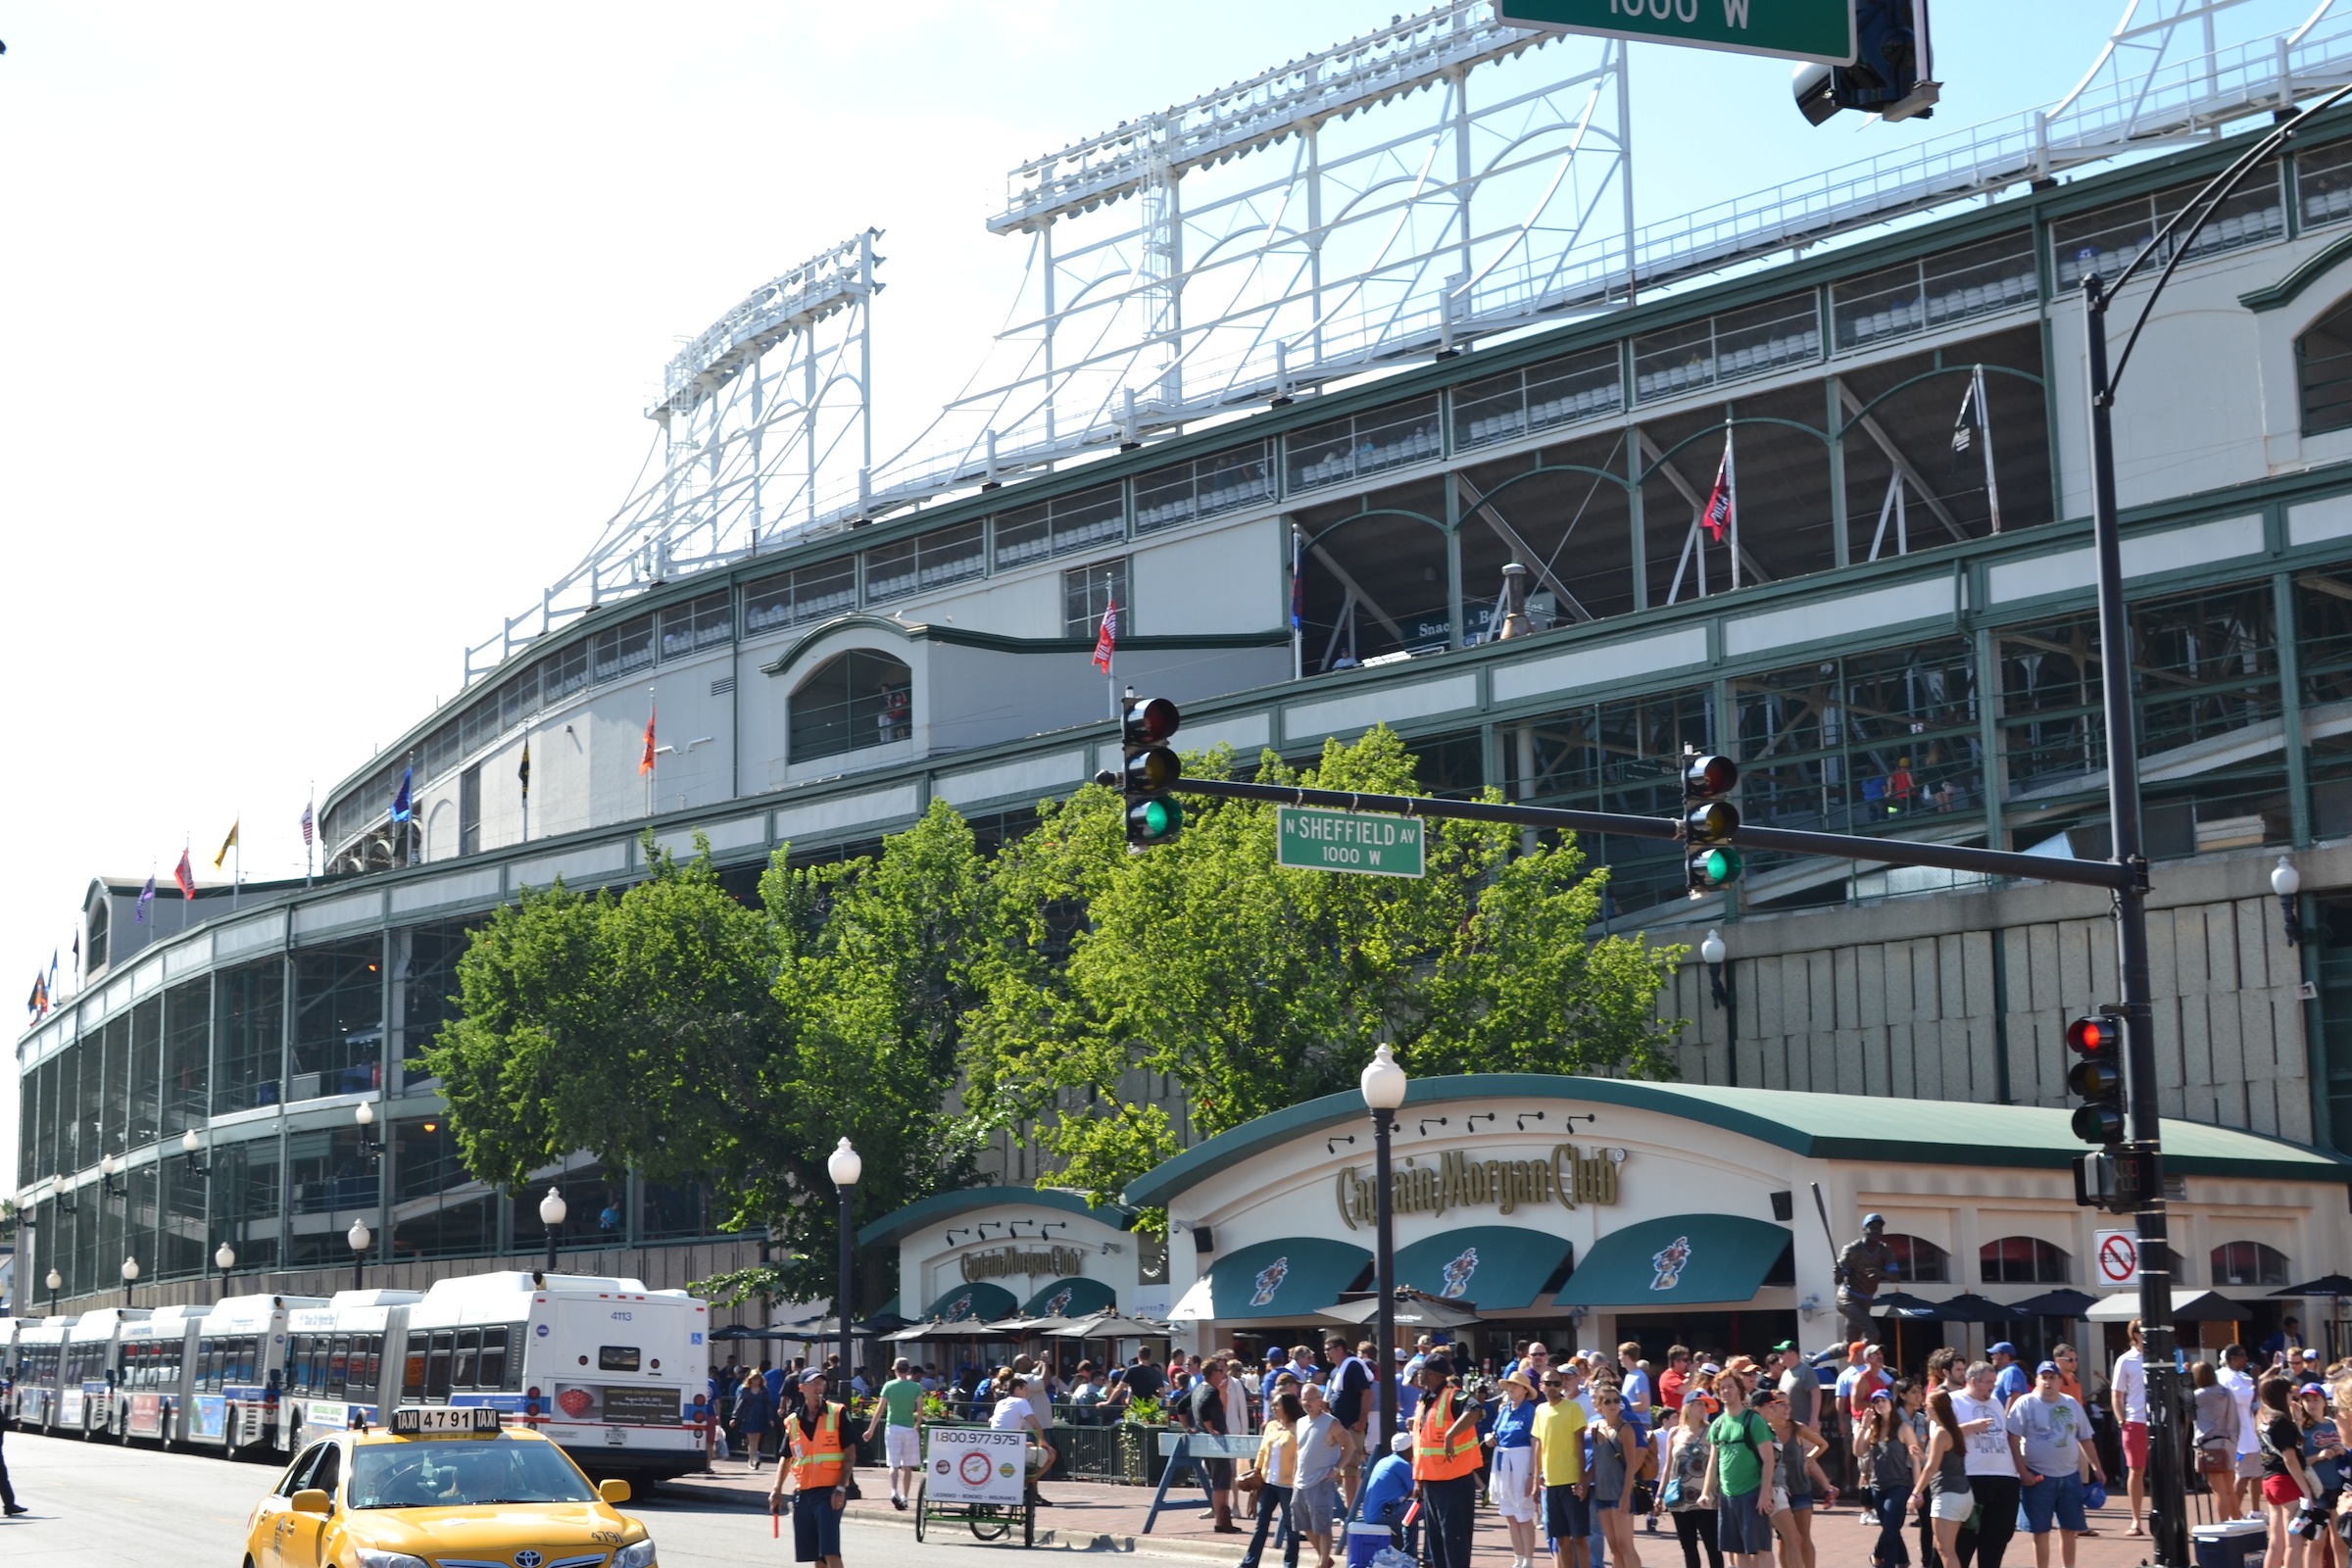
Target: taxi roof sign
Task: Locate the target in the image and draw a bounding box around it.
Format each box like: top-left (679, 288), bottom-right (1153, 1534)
top-left (391, 1405), bottom-right (503, 1436)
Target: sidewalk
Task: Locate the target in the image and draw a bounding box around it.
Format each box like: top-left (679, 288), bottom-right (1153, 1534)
top-left (657, 1458), bottom-right (2164, 1564)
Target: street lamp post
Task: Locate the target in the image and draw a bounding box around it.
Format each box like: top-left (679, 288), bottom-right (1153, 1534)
top-left (1359, 1046), bottom-right (1407, 1442)
top-left (45, 1266), bottom-right (62, 1317)
top-left (347, 1217), bottom-right (372, 1292)
top-left (215, 1242), bottom-right (236, 1301)
top-left (180, 1128), bottom-right (209, 1177)
top-left (539, 1187), bottom-right (567, 1277)
top-left (2274, 856), bottom-right (2305, 947)
top-left (121, 1254), bottom-right (139, 1310)
top-left (827, 1138), bottom-right (861, 1396)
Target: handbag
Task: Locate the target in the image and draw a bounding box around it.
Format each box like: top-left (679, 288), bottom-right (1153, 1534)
top-left (1658, 1474), bottom-right (1685, 1511)
top-left (1238, 1463), bottom-right (1265, 1494)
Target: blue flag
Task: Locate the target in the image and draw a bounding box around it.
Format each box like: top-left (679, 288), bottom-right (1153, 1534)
top-left (136, 874), bottom-right (156, 924)
top-left (391, 765), bottom-right (413, 824)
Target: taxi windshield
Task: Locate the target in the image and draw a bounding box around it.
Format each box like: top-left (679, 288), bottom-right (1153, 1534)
top-left (347, 1440), bottom-right (599, 1509)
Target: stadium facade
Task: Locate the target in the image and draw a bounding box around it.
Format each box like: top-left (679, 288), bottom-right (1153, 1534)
top-left (23, 68), bottom-right (2352, 1315)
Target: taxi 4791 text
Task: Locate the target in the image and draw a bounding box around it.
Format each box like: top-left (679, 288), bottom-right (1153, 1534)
top-left (243, 1405), bottom-right (657, 1568)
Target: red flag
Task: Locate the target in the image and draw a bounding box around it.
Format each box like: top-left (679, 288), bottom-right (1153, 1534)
top-left (641, 706), bottom-right (658, 776)
top-left (1701, 442), bottom-right (1733, 542)
top-left (1092, 598), bottom-right (1118, 674)
top-left (173, 849), bottom-right (197, 901)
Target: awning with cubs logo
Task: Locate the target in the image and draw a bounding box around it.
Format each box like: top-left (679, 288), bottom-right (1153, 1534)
top-left (1392, 1225), bottom-right (1575, 1311)
top-left (1172, 1237), bottom-right (1372, 1321)
top-left (1553, 1214), bottom-right (1792, 1309)
top-left (1020, 1275), bottom-right (1119, 1319)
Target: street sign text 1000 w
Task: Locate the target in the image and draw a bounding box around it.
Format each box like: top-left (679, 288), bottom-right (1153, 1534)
top-left (1278, 807), bottom-right (1425, 878)
top-left (1500, 0), bottom-right (1859, 67)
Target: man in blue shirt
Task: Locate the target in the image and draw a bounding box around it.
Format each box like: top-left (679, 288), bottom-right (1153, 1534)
top-left (1990, 1344), bottom-right (2032, 1406)
top-left (1357, 1430), bottom-right (1418, 1556)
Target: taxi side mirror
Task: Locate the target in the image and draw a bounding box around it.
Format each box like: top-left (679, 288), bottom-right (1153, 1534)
top-left (291, 1489), bottom-right (332, 1516)
top-left (599, 1479), bottom-right (631, 1504)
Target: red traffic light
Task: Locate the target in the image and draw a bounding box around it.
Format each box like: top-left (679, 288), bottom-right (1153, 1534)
top-left (1684, 755), bottom-right (1740, 798)
top-left (2065, 1016), bottom-right (2123, 1054)
top-left (1123, 697), bottom-right (1181, 745)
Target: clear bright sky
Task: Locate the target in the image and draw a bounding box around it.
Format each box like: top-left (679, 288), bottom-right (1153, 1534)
top-left (0, 1), bottom-right (2197, 1186)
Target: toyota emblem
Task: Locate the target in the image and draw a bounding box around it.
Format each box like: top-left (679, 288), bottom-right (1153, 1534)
top-left (514, 1552), bottom-right (544, 1568)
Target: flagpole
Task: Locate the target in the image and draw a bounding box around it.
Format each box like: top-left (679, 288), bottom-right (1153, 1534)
top-left (233, 811), bottom-right (241, 911)
top-left (306, 782), bottom-right (315, 888)
top-left (1973, 363), bottom-right (2002, 534)
top-left (1726, 418), bottom-right (1740, 593)
top-left (1105, 573), bottom-right (1116, 722)
top-left (1290, 528), bottom-right (1303, 683)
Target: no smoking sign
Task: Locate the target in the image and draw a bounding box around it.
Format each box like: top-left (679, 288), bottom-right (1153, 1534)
top-left (2095, 1228), bottom-right (2140, 1287)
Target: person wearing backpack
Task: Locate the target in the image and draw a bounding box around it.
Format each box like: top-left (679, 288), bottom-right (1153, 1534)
top-left (1698, 1387), bottom-right (1779, 1568)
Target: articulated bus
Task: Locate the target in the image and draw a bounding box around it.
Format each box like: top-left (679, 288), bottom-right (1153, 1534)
top-left (278, 1289), bottom-right (421, 1451)
top-left (63, 1307), bottom-right (150, 1437)
top-left (11, 1315), bottom-right (71, 1430)
top-left (185, 1293), bottom-right (327, 1458)
top-left (117, 1303), bottom-right (211, 1446)
top-left (400, 1271), bottom-right (709, 1481)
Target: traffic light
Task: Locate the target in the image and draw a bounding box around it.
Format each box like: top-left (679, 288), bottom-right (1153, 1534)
top-left (1682, 754), bottom-right (1742, 898)
top-left (1120, 696), bottom-right (1184, 850)
top-left (2066, 1012), bottom-right (2127, 1146)
top-left (1792, 0), bottom-right (1937, 126)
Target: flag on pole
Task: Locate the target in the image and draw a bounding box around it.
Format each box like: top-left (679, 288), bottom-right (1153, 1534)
top-left (26, 974), bottom-right (44, 1020)
top-left (1092, 598), bottom-right (1118, 674)
top-left (391, 766), bottom-right (413, 824)
top-left (47, 948), bottom-right (58, 999)
top-left (72, 929), bottom-right (81, 979)
top-left (1290, 562), bottom-right (1304, 630)
top-left (136, 874), bottom-right (155, 924)
top-left (173, 849), bottom-right (197, 901)
top-left (213, 819), bottom-right (239, 870)
top-left (299, 800), bottom-right (315, 848)
top-left (1702, 441), bottom-right (1734, 542)
top-left (1951, 378), bottom-right (1984, 456)
top-left (641, 707), bottom-right (658, 775)
top-left (518, 743), bottom-right (532, 802)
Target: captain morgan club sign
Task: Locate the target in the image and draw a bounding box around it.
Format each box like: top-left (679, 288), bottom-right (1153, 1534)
top-left (1335, 1141), bottom-right (1625, 1230)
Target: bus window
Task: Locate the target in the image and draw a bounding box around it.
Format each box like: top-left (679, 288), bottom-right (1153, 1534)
top-left (452, 1328), bottom-right (478, 1391)
top-left (597, 1346), bottom-right (641, 1373)
top-left (477, 1326), bottom-right (510, 1391)
top-left (356, 1334), bottom-right (380, 1392)
top-left (238, 1336), bottom-right (260, 1384)
top-left (401, 1344), bottom-right (424, 1402)
top-left (424, 1331), bottom-right (454, 1400)
top-left (328, 1335), bottom-right (352, 1396)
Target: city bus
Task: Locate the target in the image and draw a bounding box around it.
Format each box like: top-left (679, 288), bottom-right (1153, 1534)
top-left (62, 1306), bottom-right (150, 1437)
top-left (278, 1288), bottom-right (421, 1450)
top-left (9, 1316), bottom-right (69, 1430)
top-left (185, 1292), bottom-right (327, 1458)
top-left (399, 1271), bottom-right (709, 1481)
top-left (117, 1303), bottom-right (210, 1446)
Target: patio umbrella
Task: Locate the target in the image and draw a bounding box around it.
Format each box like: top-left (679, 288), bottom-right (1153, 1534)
top-left (1930, 1293), bottom-right (2028, 1323)
top-left (1869, 1292), bottom-right (1942, 1316)
top-left (2275, 1275), bottom-right (2352, 1298)
top-left (1324, 1288), bottom-right (1483, 1330)
top-left (2010, 1289), bottom-right (2099, 1318)
top-left (1047, 1312), bottom-right (1172, 1340)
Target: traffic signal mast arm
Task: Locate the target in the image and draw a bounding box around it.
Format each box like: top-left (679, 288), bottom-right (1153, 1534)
top-left (1160, 775), bottom-right (2138, 892)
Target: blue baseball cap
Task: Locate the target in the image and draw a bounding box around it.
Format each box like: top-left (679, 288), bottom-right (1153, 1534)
top-left (1990, 1342), bottom-right (2018, 1356)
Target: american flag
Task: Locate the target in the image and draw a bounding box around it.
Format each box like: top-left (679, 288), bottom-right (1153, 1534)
top-left (300, 800), bottom-right (315, 847)
top-left (1092, 598), bottom-right (1118, 674)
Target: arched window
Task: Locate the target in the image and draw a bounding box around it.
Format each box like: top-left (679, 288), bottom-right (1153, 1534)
top-left (2211, 1241), bottom-right (2288, 1288)
top-left (1885, 1233), bottom-right (1951, 1284)
top-left (2299, 294), bottom-right (2352, 435)
top-left (789, 650), bottom-right (912, 763)
top-left (1980, 1236), bottom-right (2071, 1285)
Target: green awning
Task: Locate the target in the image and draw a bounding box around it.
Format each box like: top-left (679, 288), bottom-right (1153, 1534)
top-left (1022, 1276), bottom-right (1118, 1318)
top-left (924, 1281), bottom-right (1019, 1323)
top-left (1555, 1215), bottom-right (1791, 1309)
top-left (1394, 1226), bottom-right (1575, 1310)
top-left (1196, 1237), bottom-right (1372, 1321)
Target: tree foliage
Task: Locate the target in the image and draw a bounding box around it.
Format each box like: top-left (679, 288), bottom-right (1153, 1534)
top-left (418, 812), bottom-right (990, 1301)
top-left (959, 726), bottom-right (1684, 1219)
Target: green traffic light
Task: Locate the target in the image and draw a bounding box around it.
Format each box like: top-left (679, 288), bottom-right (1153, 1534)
top-left (1128, 797), bottom-right (1183, 842)
top-left (1689, 846), bottom-right (1742, 888)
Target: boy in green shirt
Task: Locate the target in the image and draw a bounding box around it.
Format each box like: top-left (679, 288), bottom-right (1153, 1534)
top-left (866, 1355), bottom-right (927, 1509)
top-left (1700, 1390), bottom-right (1780, 1568)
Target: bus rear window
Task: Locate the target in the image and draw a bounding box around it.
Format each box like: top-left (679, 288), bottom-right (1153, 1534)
top-left (597, 1346), bottom-right (640, 1373)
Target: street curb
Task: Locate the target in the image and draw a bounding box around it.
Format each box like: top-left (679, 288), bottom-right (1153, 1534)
top-left (651, 1479), bottom-right (1244, 1560)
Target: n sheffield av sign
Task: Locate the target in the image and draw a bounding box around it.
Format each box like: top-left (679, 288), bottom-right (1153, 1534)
top-left (1278, 806), bottom-right (1425, 878)
top-left (1500, 0), bottom-right (1859, 67)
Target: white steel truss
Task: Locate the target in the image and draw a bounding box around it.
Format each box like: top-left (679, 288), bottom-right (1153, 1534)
top-left (464, 230), bottom-right (881, 682)
top-left (465, 0), bottom-right (2352, 689)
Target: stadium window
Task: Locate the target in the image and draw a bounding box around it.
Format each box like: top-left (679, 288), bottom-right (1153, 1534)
top-left (660, 591), bottom-right (733, 660)
top-left (2210, 1240), bottom-right (2288, 1287)
top-left (1980, 1235), bottom-right (2070, 1285)
top-left (1063, 559), bottom-right (1130, 637)
top-left (1884, 1232), bottom-right (1951, 1284)
top-left (2299, 295), bottom-right (2352, 436)
top-left (788, 649), bottom-right (912, 763)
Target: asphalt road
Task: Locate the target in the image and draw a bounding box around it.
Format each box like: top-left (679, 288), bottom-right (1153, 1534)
top-left (0, 1427), bottom-right (1043, 1567)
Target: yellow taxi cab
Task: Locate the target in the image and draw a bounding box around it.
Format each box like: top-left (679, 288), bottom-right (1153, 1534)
top-left (240, 1404), bottom-right (657, 1568)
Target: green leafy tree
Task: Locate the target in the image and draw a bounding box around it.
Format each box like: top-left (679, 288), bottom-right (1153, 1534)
top-left (420, 813), bottom-right (992, 1303)
top-left (960, 726), bottom-right (1684, 1219)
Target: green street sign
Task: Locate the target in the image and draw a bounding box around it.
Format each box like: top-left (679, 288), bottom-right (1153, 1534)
top-left (1499, 0), bottom-right (1858, 67)
top-left (1277, 807), bottom-right (1426, 879)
